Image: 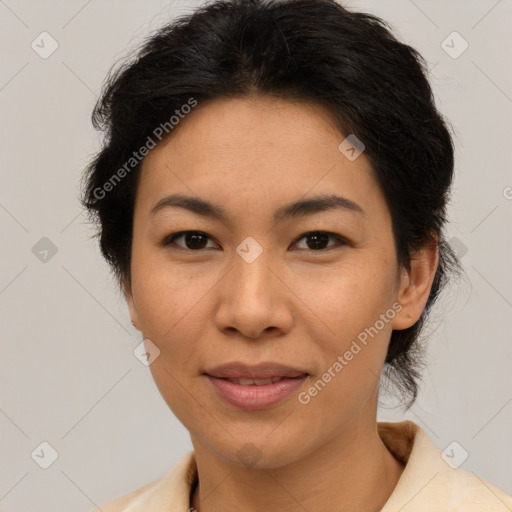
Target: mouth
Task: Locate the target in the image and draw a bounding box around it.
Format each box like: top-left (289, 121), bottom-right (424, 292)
top-left (220, 376), bottom-right (298, 385)
top-left (204, 361), bottom-right (308, 380)
top-left (203, 362), bottom-right (309, 410)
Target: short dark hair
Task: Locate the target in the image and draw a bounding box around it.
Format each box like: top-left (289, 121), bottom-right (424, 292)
top-left (81, 0), bottom-right (461, 408)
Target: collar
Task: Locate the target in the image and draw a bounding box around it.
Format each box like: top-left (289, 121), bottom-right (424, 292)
top-left (108, 420), bottom-right (512, 511)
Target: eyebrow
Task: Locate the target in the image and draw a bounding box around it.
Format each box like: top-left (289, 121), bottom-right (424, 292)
top-left (149, 193), bottom-right (365, 223)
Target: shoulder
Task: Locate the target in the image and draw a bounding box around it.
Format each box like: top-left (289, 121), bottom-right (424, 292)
top-left (438, 465), bottom-right (512, 510)
top-left (90, 479), bottom-right (160, 512)
top-left (379, 421), bottom-right (512, 511)
top-left (89, 451), bottom-right (197, 512)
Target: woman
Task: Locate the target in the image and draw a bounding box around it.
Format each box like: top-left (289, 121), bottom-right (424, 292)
top-left (81, 0), bottom-right (512, 510)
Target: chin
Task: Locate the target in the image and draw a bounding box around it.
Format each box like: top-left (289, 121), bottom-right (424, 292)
top-left (204, 431), bottom-right (314, 470)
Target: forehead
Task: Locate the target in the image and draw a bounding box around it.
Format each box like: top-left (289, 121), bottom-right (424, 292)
top-left (154, 95), bottom-right (344, 160)
top-left (136, 96), bottom-right (386, 223)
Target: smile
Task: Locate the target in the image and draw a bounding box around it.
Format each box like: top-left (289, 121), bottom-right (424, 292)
top-left (205, 374), bottom-right (308, 410)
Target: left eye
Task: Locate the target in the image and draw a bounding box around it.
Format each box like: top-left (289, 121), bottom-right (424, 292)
top-left (161, 231), bottom-right (346, 252)
top-left (293, 231), bottom-right (346, 251)
top-left (162, 231), bottom-right (219, 251)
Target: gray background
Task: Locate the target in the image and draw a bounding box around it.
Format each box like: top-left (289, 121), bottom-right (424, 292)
top-left (1, 0), bottom-right (511, 510)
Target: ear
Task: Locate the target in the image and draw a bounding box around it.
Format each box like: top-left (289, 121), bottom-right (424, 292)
top-left (391, 235), bottom-right (439, 330)
top-left (122, 276), bottom-right (141, 331)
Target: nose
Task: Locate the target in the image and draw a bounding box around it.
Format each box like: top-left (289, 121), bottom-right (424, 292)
top-left (214, 251), bottom-right (293, 340)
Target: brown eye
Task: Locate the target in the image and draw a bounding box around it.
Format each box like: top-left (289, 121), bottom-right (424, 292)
top-left (163, 231), bottom-right (218, 251)
top-left (293, 231), bottom-right (346, 251)
top-left (161, 230), bottom-right (346, 253)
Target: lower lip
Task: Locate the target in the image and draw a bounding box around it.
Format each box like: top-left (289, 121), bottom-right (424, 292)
top-left (206, 375), bottom-right (308, 410)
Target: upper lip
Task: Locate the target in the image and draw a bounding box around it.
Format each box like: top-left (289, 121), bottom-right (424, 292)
top-left (204, 362), bottom-right (309, 379)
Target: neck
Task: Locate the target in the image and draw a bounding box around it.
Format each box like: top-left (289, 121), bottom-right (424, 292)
top-left (190, 417), bottom-right (404, 512)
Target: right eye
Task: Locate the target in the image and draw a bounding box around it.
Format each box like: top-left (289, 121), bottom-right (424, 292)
top-left (161, 231), bottom-right (220, 251)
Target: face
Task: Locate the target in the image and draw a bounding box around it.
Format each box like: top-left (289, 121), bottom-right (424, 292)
top-left (124, 95), bottom-right (430, 468)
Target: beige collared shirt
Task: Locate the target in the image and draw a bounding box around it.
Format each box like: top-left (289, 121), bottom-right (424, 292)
top-left (94, 420), bottom-right (512, 511)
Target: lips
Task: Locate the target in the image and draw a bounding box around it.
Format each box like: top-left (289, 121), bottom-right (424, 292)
top-left (204, 361), bottom-right (308, 380)
top-left (204, 362), bottom-right (309, 410)
top-left (224, 376), bottom-right (287, 385)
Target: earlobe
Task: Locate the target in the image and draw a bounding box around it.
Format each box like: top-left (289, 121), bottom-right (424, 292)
top-left (122, 277), bottom-right (141, 331)
top-left (391, 239), bottom-right (439, 331)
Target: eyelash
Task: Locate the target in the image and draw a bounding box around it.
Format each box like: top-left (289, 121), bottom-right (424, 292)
top-left (160, 230), bottom-right (348, 253)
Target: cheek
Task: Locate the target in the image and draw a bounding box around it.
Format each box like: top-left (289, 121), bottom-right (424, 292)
top-left (294, 257), bottom-right (397, 413)
top-left (132, 245), bottom-right (216, 336)
top-left (135, 271), bottom-right (208, 421)
top-left (298, 292), bottom-right (394, 427)
top-left (300, 256), bottom-right (397, 342)
top-left (130, 255), bottom-right (215, 398)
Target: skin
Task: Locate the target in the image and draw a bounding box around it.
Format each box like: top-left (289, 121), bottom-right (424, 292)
top-left (123, 95), bottom-right (438, 512)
